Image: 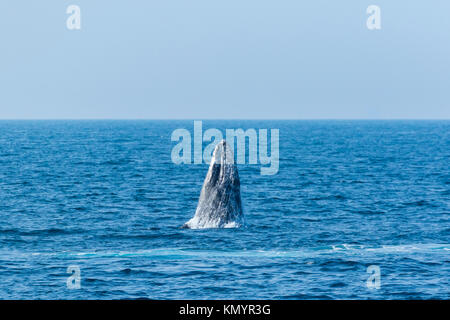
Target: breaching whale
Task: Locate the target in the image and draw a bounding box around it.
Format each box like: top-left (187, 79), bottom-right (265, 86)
top-left (183, 140), bottom-right (244, 229)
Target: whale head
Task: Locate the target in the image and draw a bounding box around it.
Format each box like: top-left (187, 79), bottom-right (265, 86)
top-left (183, 140), bottom-right (244, 229)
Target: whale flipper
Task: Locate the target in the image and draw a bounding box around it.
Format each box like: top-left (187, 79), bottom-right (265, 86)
top-left (183, 140), bottom-right (244, 229)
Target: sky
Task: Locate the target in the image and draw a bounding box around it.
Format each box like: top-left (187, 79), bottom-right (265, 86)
top-left (0, 0), bottom-right (449, 119)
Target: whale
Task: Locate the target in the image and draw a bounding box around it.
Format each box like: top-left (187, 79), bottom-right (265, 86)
top-left (183, 140), bottom-right (244, 229)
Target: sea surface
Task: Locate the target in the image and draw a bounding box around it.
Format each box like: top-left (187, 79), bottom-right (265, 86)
top-left (0, 120), bottom-right (448, 299)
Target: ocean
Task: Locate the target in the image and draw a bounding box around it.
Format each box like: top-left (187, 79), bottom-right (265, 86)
top-left (0, 120), bottom-right (448, 299)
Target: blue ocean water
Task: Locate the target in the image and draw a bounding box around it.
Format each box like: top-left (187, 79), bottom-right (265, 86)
top-left (0, 120), bottom-right (448, 300)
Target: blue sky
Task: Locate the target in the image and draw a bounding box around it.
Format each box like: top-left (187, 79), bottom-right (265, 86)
top-left (0, 1), bottom-right (449, 119)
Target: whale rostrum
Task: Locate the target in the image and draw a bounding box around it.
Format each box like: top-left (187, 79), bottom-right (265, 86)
top-left (183, 140), bottom-right (244, 229)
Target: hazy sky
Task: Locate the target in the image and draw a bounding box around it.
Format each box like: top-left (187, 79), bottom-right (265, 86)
top-left (0, 1), bottom-right (449, 119)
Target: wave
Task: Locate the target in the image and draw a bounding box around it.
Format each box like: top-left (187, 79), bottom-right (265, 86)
top-left (0, 227), bottom-right (83, 236)
top-left (9, 243), bottom-right (449, 260)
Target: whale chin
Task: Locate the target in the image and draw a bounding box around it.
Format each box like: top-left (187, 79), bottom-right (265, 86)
top-left (183, 140), bottom-right (244, 229)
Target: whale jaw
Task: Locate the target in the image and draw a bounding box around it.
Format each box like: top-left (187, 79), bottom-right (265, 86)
top-left (183, 140), bottom-right (244, 229)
